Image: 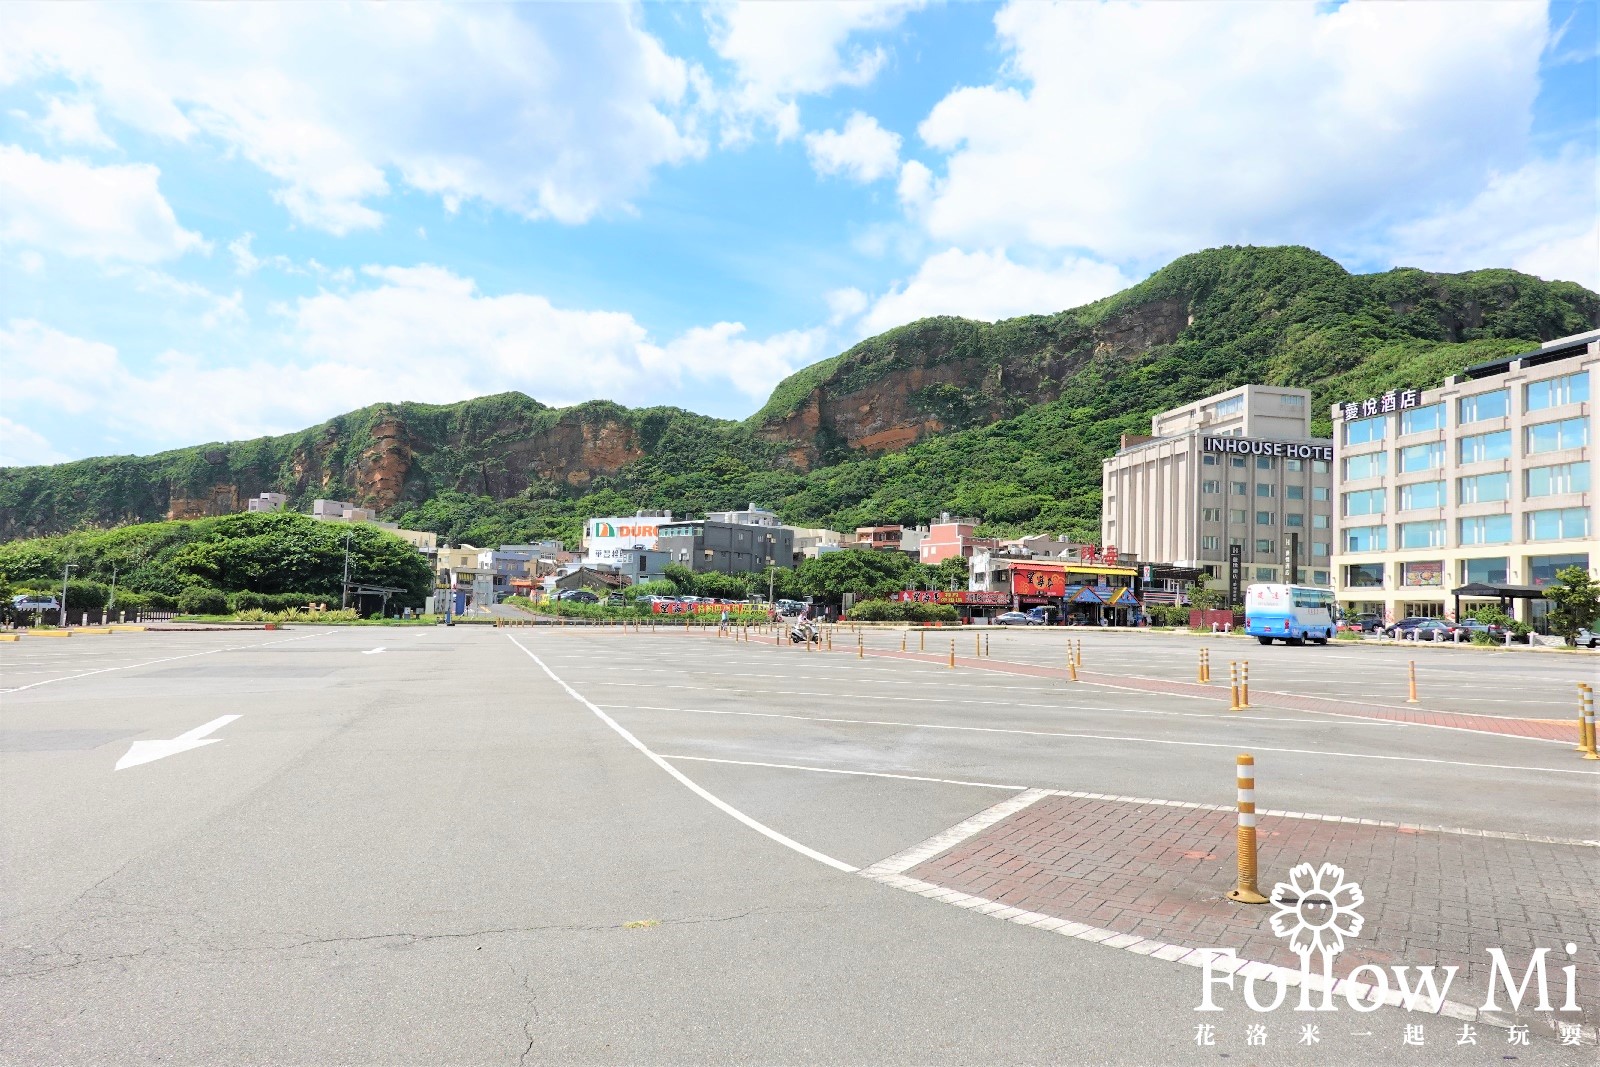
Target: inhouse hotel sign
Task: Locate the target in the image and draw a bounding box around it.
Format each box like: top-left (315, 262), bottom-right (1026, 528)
top-left (1203, 437), bottom-right (1332, 462)
top-left (1335, 387), bottom-right (1421, 420)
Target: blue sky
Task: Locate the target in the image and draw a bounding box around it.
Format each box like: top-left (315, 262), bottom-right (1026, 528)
top-left (1, 1), bottom-right (1595, 466)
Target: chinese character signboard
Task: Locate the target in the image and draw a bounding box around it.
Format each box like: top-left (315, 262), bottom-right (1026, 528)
top-left (1012, 565), bottom-right (1068, 598)
top-left (1337, 388), bottom-right (1420, 420)
top-left (893, 590), bottom-right (1009, 605)
top-left (1228, 544), bottom-right (1243, 607)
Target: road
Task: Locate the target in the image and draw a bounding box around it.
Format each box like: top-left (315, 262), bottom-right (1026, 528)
top-left (1, 625), bottom-right (1594, 1065)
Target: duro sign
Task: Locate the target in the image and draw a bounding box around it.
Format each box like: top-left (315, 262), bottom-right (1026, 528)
top-left (1203, 436), bottom-right (1333, 462)
top-left (585, 516), bottom-right (663, 564)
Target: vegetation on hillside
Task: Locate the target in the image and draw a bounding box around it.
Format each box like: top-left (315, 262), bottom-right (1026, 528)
top-left (4, 246), bottom-right (1595, 548)
top-left (0, 512), bottom-right (433, 611)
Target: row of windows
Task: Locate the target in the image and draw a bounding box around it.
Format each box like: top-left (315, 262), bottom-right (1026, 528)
top-left (1340, 463), bottom-right (1590, 515)
top-left (1202, 480), bottom-right (1330, 501)
top-left (1342, 373), bottom-right (1589, 446)
top-left (1343, 553), bottom-right (1586, 589)
top-left (1344, 508), bottom-right (1591, 552)
top-left (1200, 535), bottom-right (1330, 557)
top-left (1202, 507), bottom-right (1331, 528)
top-left (1202, 565), bottom-right (1332, 585)
top-left (1202, 454), bottom-right (1328, 473)
top-left (1346, 418), bottom-right (1589, 463)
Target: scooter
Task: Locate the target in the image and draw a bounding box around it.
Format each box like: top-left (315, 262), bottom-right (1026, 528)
top-left (789, 618), bottom-right (819, 644)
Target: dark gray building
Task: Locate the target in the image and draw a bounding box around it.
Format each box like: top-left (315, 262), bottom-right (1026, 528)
top-left (656, 520), bottom-right (795, 574)
top-left (614, 547), bottom-right (671, 584)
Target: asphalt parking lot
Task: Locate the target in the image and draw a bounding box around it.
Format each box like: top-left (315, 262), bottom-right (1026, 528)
top-left (1, 625), bottom-right (1595, 1065)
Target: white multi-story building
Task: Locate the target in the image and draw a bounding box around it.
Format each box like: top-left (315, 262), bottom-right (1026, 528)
top-left (1331, 329), bottom-right (1596, 629)
top-left (1101, 385), bottom-right (1335, 593)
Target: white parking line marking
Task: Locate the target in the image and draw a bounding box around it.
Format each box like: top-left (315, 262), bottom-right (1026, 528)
top-left (597, 703), bottom-right (1599, 776)
top-left (507, 635), bottom-right (858, 873)
top-left (659, 754), bottom-right (1026, 791)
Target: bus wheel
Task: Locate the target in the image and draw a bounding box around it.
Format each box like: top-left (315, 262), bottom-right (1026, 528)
top-left (1257, 636), bottom-right (1272, 646)
top-left (1288, 636), bottom-right (1304, 647)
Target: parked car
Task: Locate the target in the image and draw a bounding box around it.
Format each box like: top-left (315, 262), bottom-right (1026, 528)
top-left (604, 593), bottom-right (626, 606)
top-left (1384, 616), bottom-right (1434, 638)
top-left (1576, 627), bottom-right (1598, 649)
top-left (1392, 619), bottom-right (1460, 642)
top-left (11, 594), bottom-right (59, 613)
top-left (1457, 619), bottom-right (1506, 640)
top-left (556, 589), bottom-right (599, 603)
top-left (775, 599), bottom-right (806, 617)
top-left (1340, 612), bottom-right (1383, 633)
top-left (994, 611), bottom-right (1041, 626)
top-left (1026, 606), bottom-right (1057, 625)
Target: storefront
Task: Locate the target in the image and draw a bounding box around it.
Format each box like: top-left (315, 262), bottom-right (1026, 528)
top-left (1010, 563), bottom-right (1141, 624)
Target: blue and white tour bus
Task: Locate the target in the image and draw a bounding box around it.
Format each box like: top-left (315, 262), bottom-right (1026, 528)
top-left (1244, 583), bottom-right (1336, 646)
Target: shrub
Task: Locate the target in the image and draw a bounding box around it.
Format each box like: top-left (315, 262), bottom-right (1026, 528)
top-left (1146, 605), bottom-right (1191, 627)
top-left (177, 586), bottom-right (229, 615)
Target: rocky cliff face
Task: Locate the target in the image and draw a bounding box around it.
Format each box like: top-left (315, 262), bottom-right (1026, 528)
top-left (3, 246), bottom-right (1596, 541)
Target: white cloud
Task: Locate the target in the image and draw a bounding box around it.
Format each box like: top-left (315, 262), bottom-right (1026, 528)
top-left (16, 250), bottom-right (44, 274)
top-left (0, 264), bottom-right (838, 463)
top-left (651, 323), bottom-right (828, 401)
top-left (708, 1), bottom-right (922, 139)
top-left (804, 112), bottom-right (902, 183)
top-left (33, 96), bottom-right (114, 148)
top-left (896, 159), bottom-right (933, 207)
top-left (0, 146), bottom-right (206, 262)
top-left (1384, 151), bottom-right (1600, 289)
top-left (825, 287), bottom-right (869, 325)
top-left (911, 1), bottom-right (1555, 265)
top-left (3, 3), bottom-right (703, 232)
top-left (0, 415), bottom-right (66, 467)
top-left (860, 248), bottom-right (1132, 335)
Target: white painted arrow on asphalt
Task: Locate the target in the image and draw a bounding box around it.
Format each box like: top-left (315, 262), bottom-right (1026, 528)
top-left (362, 647), bottom-right (386, 655)
top-left (115, 715), bottom-right (241, 771)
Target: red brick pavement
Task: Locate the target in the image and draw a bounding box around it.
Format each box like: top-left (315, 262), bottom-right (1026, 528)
top-left (909, 794), bottom-right (1600, 1022)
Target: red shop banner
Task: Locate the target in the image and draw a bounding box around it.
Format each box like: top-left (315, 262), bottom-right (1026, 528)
top-left (650, 601), bottom-right (728, 615)
top-left (893, 590), bottom-right (1009, 605)
top-left (1011, 565), bottom-right (1067, 598)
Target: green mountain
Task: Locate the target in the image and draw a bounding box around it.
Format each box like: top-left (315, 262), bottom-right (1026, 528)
top-left (3, 245), bottom-right (1595, 548)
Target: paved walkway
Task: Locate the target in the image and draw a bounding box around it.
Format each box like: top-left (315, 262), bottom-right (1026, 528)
top-left (907, 792), bottom-right (1600, 1031)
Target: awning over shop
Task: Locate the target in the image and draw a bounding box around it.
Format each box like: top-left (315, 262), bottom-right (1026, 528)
top-left (1069, 585), bottom-right (1106, 604)
top-left (1450, 582), bottom-right (1549, 622)
top-left (1110, 587), bottom-right (1140, 607)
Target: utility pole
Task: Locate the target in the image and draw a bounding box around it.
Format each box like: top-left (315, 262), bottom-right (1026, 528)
top-left (341, 530), bottom-right (356, 610)
top-left (61, 562), bottom-right (76, 628)
top-left (108, 564), bottom-right (118, 611)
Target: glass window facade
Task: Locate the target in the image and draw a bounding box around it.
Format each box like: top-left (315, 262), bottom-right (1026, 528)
top-left (1459, 430), bottom-right (1512, 464)
top-left (1527, 508), bottom-right (1590, 541)
top-left (1342, 488), bottom-right (1384, 516)
top-left (1527, 462), bottom-right (1590, 497)
top-left (1286, 485), bottom-right (1304, 500)
top-left (1231, 481), bottom-right (1247, 495)
top-left (1526, 417), bottom-right (1589, 454)
top-left (1399, 403), bottom-right (1445, 434)
top-left (1525, 372), bottom-right (1589, 412)
top-left (1255, 538), bottom-right (1273, 552)
top-left (1458, 389), bottom-right (1509, 424)
top-left (1344, 416), bottom-right (1385, 445)
top-left (1256, 483), bottom-right (1274, 498)
top-left (1286, 513), bottom-right (1304, 527)
top-left (1256, 511), bottom-right (1275, 525)
top-left (1313, 514), bottom-right (1329, 529)
top-left (1343, 525), bottom-right (1387, 552)
top-left (1397, 481), bottom-right (1445, 511)
top-left (1458, 514), bottom-right (1512, 545)
top-left (1203, 480), bottom-right (1221, 494)
top-left (1458, 471), bottom-right (1510, 504)
top-left (1529, 553), bottom-right (1589, 585)
top-left (1397, 520), bottom-right (1446, 549)
top-left (1313, 486), bottom-right (1329, 501)
top-left (1397, 442), bottom-right (1444, 473)
top-left (1462, 557), bottom-right (1508, 585)
top-left (1344, 563), bottom-right (1384, 588)
top-left (1344, 452), bottom-right (1385, 479)
top-left (1256, 457), bottom-right (1274, 470)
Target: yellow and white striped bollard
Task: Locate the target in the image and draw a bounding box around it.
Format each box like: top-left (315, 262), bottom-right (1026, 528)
top-left (1226, 754), bottom-right (1268, 904)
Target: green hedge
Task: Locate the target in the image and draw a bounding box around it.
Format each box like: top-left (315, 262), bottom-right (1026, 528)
top-left (845, 600), bottom-right (961, 623)
top-left (177, 586), bottom-right (229, 615)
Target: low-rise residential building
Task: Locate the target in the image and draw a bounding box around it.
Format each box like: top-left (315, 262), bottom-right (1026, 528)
top-left (656, 519), bottom-right (794, 574)
top-left (789, 527), bottom-right (844, 561)
top-left (246, 492), bottom-right (288, 512)
top-left (919, 514), bottom-right (998, 565)
top-left (613, 547), bottom-right (670, 584)
top-left (854, 525), bottom-right (904, 550)
top-left (706, 503), bottom-right (781, 527)
top-left (1331, 329), bottom-right (1596, 629)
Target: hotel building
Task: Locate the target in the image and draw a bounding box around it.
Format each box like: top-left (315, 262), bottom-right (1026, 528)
top-left (1331, 329), bottom-right (1596, 628)
top-left (1101, 385), bottom-right (1335, 592)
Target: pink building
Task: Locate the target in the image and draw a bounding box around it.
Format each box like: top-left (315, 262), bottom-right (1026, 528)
top-left (918, 514), bottom-right (999, 565)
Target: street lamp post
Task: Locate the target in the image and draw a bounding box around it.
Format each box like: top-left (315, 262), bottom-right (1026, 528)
top-left (341, 530), bottom-right (352, 610)
top-left (61, 562), bottom-right (76, 628)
